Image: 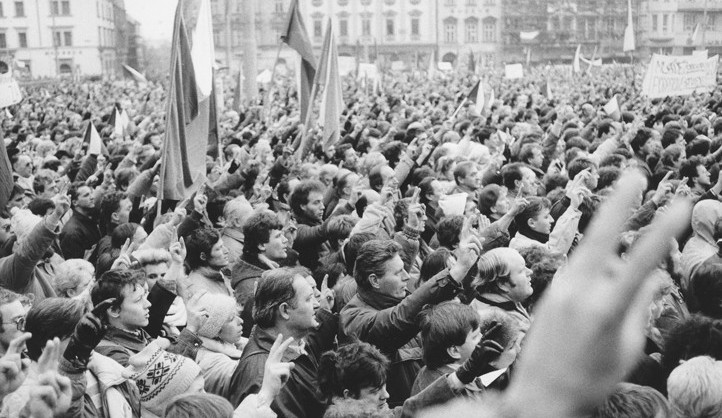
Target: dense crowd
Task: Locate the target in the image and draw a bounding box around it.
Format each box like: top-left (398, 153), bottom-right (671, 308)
top-left (0, 61), bottom-right (720, 417)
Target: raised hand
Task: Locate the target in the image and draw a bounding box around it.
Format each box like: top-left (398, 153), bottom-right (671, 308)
top-left (504, 171), bottom-right (692, 417)
top-left (23, 372), bottom-right (72, 418)
top-left (0, 333), bottom-right (31, 397)
top-left (63, 298), bottom-right (115, 363)
top-left (318, 275), bottom-right (334, 312)
top-left (169, 234), bottom-right (187, 265)
top-left (184, 291), bottom-right (210, 334)
top-left (258, 334), bottom-right (296, 407)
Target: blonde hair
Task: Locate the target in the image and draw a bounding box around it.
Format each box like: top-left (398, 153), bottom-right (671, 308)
top-left (54, 259), bottom-right (95, 297)
top-left (134, 248), bottom-right (171, 267)
top-left (472, 247), bottom-right (521, 294)
top-left (11, 209), bottom-right (42, 244)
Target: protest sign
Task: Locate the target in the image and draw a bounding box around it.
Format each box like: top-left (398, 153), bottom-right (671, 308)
top-left (641, 53), bottom-right (718, 98)
top-left (0, 79), bottom-right (22, 108)
top-left (338, 56), bottom-right (356, 77)
top-left (505, 63), bottom-right (524, 79)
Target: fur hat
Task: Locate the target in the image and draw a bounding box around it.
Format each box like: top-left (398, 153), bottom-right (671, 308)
top-left (197, 294), bottom-right (237, 339)
top-left (127, 339), bottom-right (202, 416)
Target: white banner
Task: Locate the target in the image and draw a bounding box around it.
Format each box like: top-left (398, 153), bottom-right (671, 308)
top-left (641, 53), bottom-right (718, 98)
top-left (505, 63), bottom-right (524, 79)
top-left (0, 79), bottom-right (22, 108)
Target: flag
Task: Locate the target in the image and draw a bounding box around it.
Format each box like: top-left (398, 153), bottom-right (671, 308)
top-left (526, 47), bottom-right (531, 67)
top-left (691, 22), bottom-right (701, 44)
top-left (603, 95), bottom-right (620, 121)
top-left (159, 0), bottom-right (216, 201)
top-left (485, 87), bottom-right (495, 111)
top-left (122, 64), bottom-right (148, 84)
top-left (623, 0), bottom-right (635, 52)
top-left (208, 72), bottom-right (221, 160)
top-left (0, 128), bottom-right (12, 211)
top-left (520, 30), bottom-right (540, 41)
top-left (467, 80), bottom-right (484, 111)
top-left (233, 69), bottom-right (243, 112)
top-left (282, 0), bottom-right (316, 122)
top-left (541, 77), bottom-right (553, 99)
top-left (468, 49), bottom-right (476, 74)
top-left (316, 19), bottom-right (344, 152)
top-left (573, 44), bottom-right (581, 73)
top-left (82, 121), bottom-right (108, 156)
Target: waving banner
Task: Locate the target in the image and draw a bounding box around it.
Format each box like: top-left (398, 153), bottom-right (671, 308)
top-left (642, 53), bottom-right (718, 98)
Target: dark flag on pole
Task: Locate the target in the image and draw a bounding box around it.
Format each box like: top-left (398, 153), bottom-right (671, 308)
top-left (468, 49), bottom-right (476, 74)
top-left (159, 0), bottom-right (215, 201)
top-left (0, 128), bottom-right (12, 210)
top-left (282, 0), bottom-right (317, 122)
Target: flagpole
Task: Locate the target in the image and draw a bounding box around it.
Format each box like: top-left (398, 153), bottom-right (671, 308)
top-left (293, 80), bottom-right (320, 157)
top-left (450, 98), bottom-right (467, 120)
top-left (264, 41), bottom-right (285, 124)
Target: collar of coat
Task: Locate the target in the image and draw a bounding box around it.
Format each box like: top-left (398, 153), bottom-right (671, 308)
top-left (357, 286), bottom-right (407, 311)
top-left (250, 326), bottom-right (307, 362)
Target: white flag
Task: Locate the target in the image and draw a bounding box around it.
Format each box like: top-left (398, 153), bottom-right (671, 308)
top-left (573, 45), bottom-right (581, 73)
top-left (623, 0), bottom-right (635, 52)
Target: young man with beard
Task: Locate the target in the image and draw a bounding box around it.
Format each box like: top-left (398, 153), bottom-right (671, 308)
top-left (229, 267), bottom-right (337, 417)
top-left (60, 183), bottom-right (101, 259)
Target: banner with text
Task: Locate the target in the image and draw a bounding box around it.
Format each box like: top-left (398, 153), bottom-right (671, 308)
top-left (642, 53), bottom-right (718, 98)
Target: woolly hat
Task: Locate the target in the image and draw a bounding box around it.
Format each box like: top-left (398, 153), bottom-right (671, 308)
top-left (197, 294), bottom-right (238, 339)
top-left (127, 339), bottom-right (202, 416)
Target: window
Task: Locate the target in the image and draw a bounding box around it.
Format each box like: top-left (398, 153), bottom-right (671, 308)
top-left (444, 20), bottom-right (457, 43)
top-left (53, 31), bottom-right (61, 46)
top-left (275, 0), bottom-right (283, 13)
top-left (662, 14), bottom-right (668, 32)
top-left (61, 0), bottom-right (69, 15)
top-left (482, 18), bottom-right (495, 42)
top-left (444, 0), bottom-right (454, 5)
top-left (484, 0), bottom-right (494, 5)
top-left (0, 3), bottom-right (4, 17)
top-left (466, 0), bottom-right (475, 5)
top-left (313, 19), bottom-right (322, 37)
top-left (652, 14), bottom-right (658, 31)
top-left (339, 18), bottom-right (348, 37)
top-left (684, 13), bottom-right (695, 30)
top-left (465, 19), bottom-right (478, 43)
top-left (14, 1), bottom-right (24, 16)
top-left (51, 0), bottom-right (58, 15)
top-left (213, 29), bottom-right (222, 46)
top-left (362, 18), bottom-right (371, 36)
top-left (0, 33), bottom-right (6, 49)
top-left (411, 17), bottom-right (419, 37)
top-left (386, 18), bottom-right (394, 36)
top-left (18, 31), bottom-right (26, 47)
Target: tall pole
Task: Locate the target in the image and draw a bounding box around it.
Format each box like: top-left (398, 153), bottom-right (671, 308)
top-left (701, 0), bottom-right (709, 50)
top-left (224, 0), bottom-right (232, 69)
top-left (241, 0), bottom-right (258, 102)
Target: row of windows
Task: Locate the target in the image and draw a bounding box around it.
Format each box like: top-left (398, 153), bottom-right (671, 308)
top-left (0, 29), bottom-right (70, 49)
top-left (310, 0), bottom-right (495, 6)
top-left (99, 26), bottom-right (114, 47)
top-left (444, 19), bottom-right (496, 42)
top-left (210, 0), bottom-right (285, 15)
top-left (96, 0), bottom-right (113, 21)
top-left (0, 1), bottom-right (71, 18)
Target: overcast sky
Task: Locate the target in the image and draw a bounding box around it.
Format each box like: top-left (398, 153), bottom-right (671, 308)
top-left (125, 0), bottom-right (178, 43)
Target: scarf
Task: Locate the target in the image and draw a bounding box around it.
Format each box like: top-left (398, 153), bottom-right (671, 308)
top-left (516, 224), bottom-right (549, 244)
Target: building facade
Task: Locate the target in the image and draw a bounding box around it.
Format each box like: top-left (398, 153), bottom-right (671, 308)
top-left (638, 0), bottom-right (722, 57)
top-left (0, 0), bottom-right (141, 78)
top-left (437, 0), bottom-right (502, 69)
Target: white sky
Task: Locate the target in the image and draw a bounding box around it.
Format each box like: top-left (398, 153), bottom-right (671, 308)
top-left (125, 0), bottom-right (179, 43)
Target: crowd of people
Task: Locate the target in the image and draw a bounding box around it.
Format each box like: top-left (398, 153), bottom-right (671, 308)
top-left (0, 60), bottom-right (720, 417)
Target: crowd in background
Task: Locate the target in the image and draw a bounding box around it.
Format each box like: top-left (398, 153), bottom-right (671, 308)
top-left (0, 61), bottom-right (719, 417)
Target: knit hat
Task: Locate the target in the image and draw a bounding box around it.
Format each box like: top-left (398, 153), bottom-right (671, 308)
top-left (127, 339), bottom-right (202, 416)
top-left (197, 293), bottom-right (238, 339)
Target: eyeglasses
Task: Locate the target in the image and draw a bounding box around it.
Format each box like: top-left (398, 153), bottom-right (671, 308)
top-left (3, 317), bottom-right (25, 331)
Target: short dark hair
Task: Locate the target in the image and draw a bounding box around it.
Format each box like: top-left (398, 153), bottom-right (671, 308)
top-left (288, 180), bottom-right (325, 217)
top-left (691, 263), bottom-right (722, 319)
top-left (99, 192), bottom-right (128, 235)
top-left (91, 268), bottom-right (145, 311)
top-left (253, 268), bottom-right (300, 328)
top-left (453, 161), bottom-right (476, 185)
top-left (419, 248), bottom-right (453, 285)
top-left (420, 302), bottom-right (480, 369)
top-left (68, 182), bottom-right (89, 208)
top-left (630, 127), bottom-right (654, 154)
top-left (567, 157), bottom-right (597, 182)
top-left (27, 198), bottom-right (55, 216)
top-left (662, 315), bottom-right (722, 374)
top-left (326, 215), bottom-right (356, 244)
top-left (679, 156), bottom-right (705, 188)
top-left (164, 393), bottom-right (234, 418)
top-left (110, 222), bottom-right (141, 248)
top-left (597, 166), bottom-right (621, 190)
top-left (501, 163), bottom-right (525, 191)
top-left (318, 342), bottom-right (389, 402)
top-left (436, 215), bottom-right (464, 250)
top-left (185, 227), bottom-right (222, 270)
top-left (518, 246), bottom-right (565, 312)
top-left (519, 143), bottom-right (541, 164)
top-left (242, 210), bottom-right (283, 256)
top-left (591, 383), bottom-right (670, 418)
top-left (342, 232), bottom-right (375, 274)
top-left (661, 128), bottom-right (683, 149)
top-left (514, 197), bottom-right (551, 232)
top-left (354, 240), bottom-right (401, 290)
top-left (25, 298), bottom-right (85, 361)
